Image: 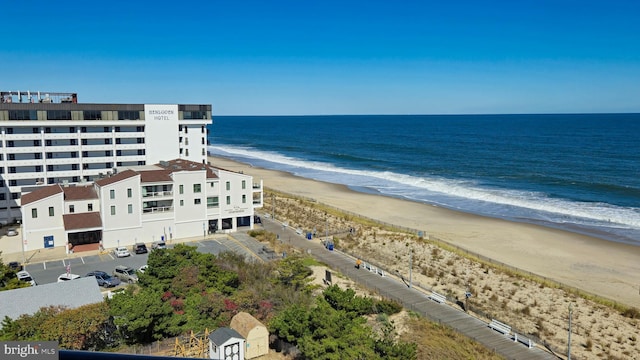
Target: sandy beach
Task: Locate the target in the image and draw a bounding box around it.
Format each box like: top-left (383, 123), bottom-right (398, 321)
top-left (211, 156), bottom-right (640, 309)
top-left (211, 155), bottom-right (640, 358)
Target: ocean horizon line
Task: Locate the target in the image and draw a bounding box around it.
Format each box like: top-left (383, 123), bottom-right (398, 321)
top-left (214, 112), bottom-right (640, 117)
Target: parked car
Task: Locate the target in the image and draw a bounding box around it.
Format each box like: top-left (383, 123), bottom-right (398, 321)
top-left (57, 273), bottom-right (81, 282)
top-left (6, 228), bottom-right (18, 236)
top-left (133, 243), bottom-right (148, 254)
top-left (113, 265), bottom-right (138, 283)
top-left (86, 271), bottom-right (121, 287)
top-left (16, 270), bottom-right (36, 286)
top-left (113, 246), bottom-right (131, 258)
top-left (151, 241), bottom-right (166, 250)
top-left (138, 265), bottom-right (149, 274)
top-left (8, 261), bottom-right (23, 272)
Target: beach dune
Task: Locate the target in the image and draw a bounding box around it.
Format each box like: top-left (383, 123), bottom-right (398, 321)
top-left (211, 156), bottom-right (640, 308)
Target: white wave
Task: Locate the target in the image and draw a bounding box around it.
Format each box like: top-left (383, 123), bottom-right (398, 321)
top-left (209, 145), bottom-right (640, 230)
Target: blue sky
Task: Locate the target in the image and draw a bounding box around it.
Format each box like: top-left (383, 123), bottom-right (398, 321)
top-left (2, 1), bottom-right (639, 115)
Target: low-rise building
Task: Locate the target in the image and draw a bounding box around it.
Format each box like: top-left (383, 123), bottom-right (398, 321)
top-left (19, 159), bottom-right (263, 252)
top-left (209, 327), bottom-right (245, 360)
top-left (0, 277), bottom-right (103, 328)
top-left (230, 312), bottom-right (269, 359)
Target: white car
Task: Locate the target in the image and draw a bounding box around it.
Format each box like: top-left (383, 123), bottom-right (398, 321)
top-left (113, 246), bottom-right (131, 258)
top-left (6, 228), bottom-right (18, 236)
top-left (17, 270), bottom-right (36, 286)
top-left (138, 265), bottom-right (149, 274)
top-left (57, 273), bottom-right (81, 282)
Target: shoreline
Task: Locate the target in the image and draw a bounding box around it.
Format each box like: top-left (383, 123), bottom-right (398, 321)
top-left (211, 155), bottom-right (640, 308)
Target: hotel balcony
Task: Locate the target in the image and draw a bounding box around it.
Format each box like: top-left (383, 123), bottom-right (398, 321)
top-left (142, 190), bottom-right (173, 199)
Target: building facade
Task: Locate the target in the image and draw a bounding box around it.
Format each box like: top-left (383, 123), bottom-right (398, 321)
top-left (20, 159), bottom-right (263, 252)
top-left (0, 90), bottom-right (211, 222)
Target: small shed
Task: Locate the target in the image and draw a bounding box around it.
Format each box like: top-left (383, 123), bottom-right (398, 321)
top-left (230, 312), bottom-right (269, 359)
top-left (209, 327), bottom-right (245, 360)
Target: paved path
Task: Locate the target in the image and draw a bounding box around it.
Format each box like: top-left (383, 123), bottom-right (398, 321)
top-left (259, 214), bottom-right (559, 360)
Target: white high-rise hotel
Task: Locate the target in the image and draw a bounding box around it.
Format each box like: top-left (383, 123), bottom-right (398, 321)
top-left (1, 90), bottom-right (262, 251)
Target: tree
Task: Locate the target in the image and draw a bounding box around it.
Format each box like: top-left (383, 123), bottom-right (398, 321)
top-left (272, 256), bottom-right (313, 291)
top-left (269, 304), bottom-right (310, 343)
top-left (0, 306), bottom-right (64, 340)
top-left (107, 288), bottom-right (179, 344)
top-left (0, 252), bottom-right (29, 291)
top-left (323, 285), bottom-right (373, 316)
top-left (39, 302), bottom-right (116, 350)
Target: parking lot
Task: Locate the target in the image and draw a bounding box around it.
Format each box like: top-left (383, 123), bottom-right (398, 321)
top-left (22, 236), bottom-right (275, 287)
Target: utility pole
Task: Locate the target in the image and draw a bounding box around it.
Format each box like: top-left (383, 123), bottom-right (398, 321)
top-left (568, 303), bottom-right (573, 360)
top-left (409, 250), bottom-right (413, 288)
top-left (325, 216), bottom-right (328, 240)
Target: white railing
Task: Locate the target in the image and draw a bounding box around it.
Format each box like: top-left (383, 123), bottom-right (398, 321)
top-left (142, 206), bottom-right (173, 214)
top-left (142, 191), bottom-right (173, 198)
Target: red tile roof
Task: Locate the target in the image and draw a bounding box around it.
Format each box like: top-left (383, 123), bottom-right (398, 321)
top-left (94, 170), bottom-right (139, 187)
top-left (20, 185), bottom-right (63, 205)
top-left (157, 159), bottom-right (218, 179)
top-left (63, 212), bottom-right (102, 230)
top-left (63, 185), bottom-right (98, 201)
top-left (140, 169), bottom-right (173, 183)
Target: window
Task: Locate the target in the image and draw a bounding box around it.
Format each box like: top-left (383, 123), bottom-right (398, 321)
top-left (8, 110), bottom-right (37, 120)
top-left (242, 180), bottom-right (246, 189)
top-left (83, 110), bottom-right (102, 120)
top-left (111, 206), bottom-right (116, 215)
top-left (110, 189), bottom-right (115, 199)
top-left (88, 203), bottom-right (93, 211)
top-left (49, 207), bottom-right (55, 216)
top-left (242, 194), bottom-right (246, 204)
top-left (128, 204), bottom-right (133, 214)
top-left (69, 205), bottom-right (75, 213)
top-left (193, 184), bottom-right (201, 193)
top-left (207, 197), bottom-right (219, 207)
top-left (226, 196), bottom-right (231, 205)
top-left (210, 182), bottom-right (215, 188)
top-left (180, 199), bottom-right (184, 207)
top-left (46, 110), bottom-right (72, 120)
top-left (0, 194), bottom-right (4, 200)
top-left (118, 111), bottom-right (140, 120)
top-left (32, 208), bottom-right (37, 218)
top-left (194, 198), bottom-right (201, 205)
top-left (179, 185), bottom-right (184, 194)
top-left (127, 188), bottom-right (132, 198)
top-left (11, 193), bottom-right (19, 200)
top-left (226, 181), bottom-right (230, 191)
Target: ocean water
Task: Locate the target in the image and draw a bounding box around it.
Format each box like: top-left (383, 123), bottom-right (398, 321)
top-left (207, 114), bottom-right (640, 245)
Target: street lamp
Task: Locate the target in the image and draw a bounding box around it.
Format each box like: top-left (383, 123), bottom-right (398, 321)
top-left (568, 303), bottom-right (573, 360)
